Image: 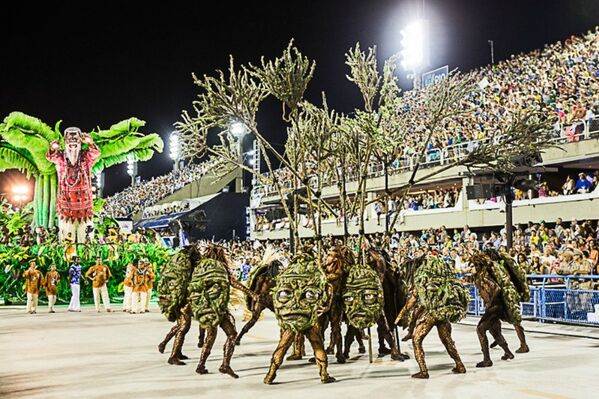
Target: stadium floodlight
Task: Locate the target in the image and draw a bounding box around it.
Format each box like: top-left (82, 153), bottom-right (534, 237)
top-left (400, 19), bottom-right (425, 72)
top-left (230, 121), bottom-right (248, 138)
top-left (169, 132), bottom-right (180, 160)
top-left (126, 155), bottom-right (137, 185)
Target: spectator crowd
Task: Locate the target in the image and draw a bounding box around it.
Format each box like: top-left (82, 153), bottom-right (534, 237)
top-left (104, 163), bottom-right (210, 218)
top-left (254, 28), bottom-right (599, 196)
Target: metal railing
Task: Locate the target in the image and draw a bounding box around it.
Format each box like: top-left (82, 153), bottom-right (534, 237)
top-left (466, 274), bottom-right (599, 326)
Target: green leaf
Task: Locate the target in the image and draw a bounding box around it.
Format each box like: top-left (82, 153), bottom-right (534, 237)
top-left (1, 127), bottom-right (55, 174)
top-left (3, 112), bottom-right (59, 143)
top-left (99, 136), bottom-right (141, 159)
top-left (0, 145), bottom-right (39, 177)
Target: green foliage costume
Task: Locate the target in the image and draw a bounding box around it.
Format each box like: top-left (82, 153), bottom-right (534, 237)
top-left (395, 256), bottom-right (468, 379)
top-left (265, 250), bottom-right (335, 384)
top-left (343, 265), bottom-right (384, 329)
top-left (414, 256), bottom-right (470, 323)
top-left (158, 244), bottom-right (257, 378)
top-left (471, 250), bottom-right (530, 368)
top-left (189, 258), bottom-right (231, 328)
top-left (272, 252), bottom-right (329, 332)
top-left (157, 247), bottom-right (194, 323)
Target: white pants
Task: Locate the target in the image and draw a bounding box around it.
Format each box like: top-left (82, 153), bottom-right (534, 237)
top-left (58, 218), bottom-right (94, 244)
top-left (131, 291), bottom-right (147, 314)
top-left (123, 285), bottom-right (132, 311)
top-left (68, 284), bottom-right (80, 311)
top-left (47, 295), bottom-right (56, 311)
top-left (145, 288), bottom-right (152, 310)
top-left (93, 284), bottom-right (111, 311)
top-left (26, 293), bottom-right (38, 313)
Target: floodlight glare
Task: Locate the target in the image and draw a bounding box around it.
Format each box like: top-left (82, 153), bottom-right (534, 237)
top-left (230, 121), bottom-right (247, 137)
top-left (12, 185), bottom-right (28, 195)
top-left (400, 19), bottom-right (425, 71)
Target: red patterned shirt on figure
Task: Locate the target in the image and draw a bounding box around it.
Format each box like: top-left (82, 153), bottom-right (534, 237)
top-left (46, 138), bottom-right (101, 222)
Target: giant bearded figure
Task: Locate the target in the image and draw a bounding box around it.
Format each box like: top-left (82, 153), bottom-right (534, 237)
top-left (46, 127), bottom-right (100, 243)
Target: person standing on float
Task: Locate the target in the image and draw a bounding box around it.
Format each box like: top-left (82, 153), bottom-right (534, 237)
top-left (46, 127), bottom-right (101, 243)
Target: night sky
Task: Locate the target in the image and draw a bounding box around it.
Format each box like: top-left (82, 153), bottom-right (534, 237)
top-left (1, 0), bottom-right (598, 199)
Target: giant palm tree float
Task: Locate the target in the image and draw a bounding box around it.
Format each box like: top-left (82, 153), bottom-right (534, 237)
top-left (0, 112), bottom-right (163, 229)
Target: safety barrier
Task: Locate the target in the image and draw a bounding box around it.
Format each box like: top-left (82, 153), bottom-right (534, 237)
top-left (466, 274), bottom-right (599, 326)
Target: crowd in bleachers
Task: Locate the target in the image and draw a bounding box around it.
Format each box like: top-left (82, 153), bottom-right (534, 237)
top-left (254, 28), bottom-right (599, 196)
top-left (561, 171), bottom-right (599, 195)
top-left (104, 163), bottom-right (208, 218)
top-left (208, 216), bottom-right (599, 290)
top-left (234, 218), bottom-right (599, 285)
top-left (253, 186), bottom-right (462, 231)
top-left (142, 202), bottom-right (192, 219)
top-left (383, 219), bottom-right (599, 276)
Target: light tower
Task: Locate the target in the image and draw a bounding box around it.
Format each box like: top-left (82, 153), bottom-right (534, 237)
top-left (169, 131), bottom-right (182, 171)
top-left (230, 121), bottom-right (248, 193)
top-left (95, 172), bottom-right (104, 198)
top-left (249, 138), bottom-right (261, 186)
top-left (126, 155), bottom-right (137, 186)
top-left (400, 18), bottom-right (428, 89)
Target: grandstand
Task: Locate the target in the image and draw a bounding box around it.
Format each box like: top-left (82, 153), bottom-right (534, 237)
top-left (103, 156), bottom-right (243, 234)
top-left (250, 28), bottom-right (599, 240)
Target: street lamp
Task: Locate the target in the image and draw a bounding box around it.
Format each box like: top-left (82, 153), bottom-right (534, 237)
top-left (400, 19), bottom-right (427, 89)
top-left (169, 131), bottom-right (181, 171)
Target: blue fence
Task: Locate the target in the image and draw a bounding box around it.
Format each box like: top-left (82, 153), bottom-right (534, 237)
top-left (465, 274), bottom-right (599, 326)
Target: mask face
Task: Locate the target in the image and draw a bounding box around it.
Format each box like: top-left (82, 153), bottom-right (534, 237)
top-left (272, 255), bottom-right (327, 332)
top-left (158, 250), bottom-right (193, 322)
top-left (343, 266), bottom-right (384, 329)
top-left (188, 258), bottom-right (230, 328)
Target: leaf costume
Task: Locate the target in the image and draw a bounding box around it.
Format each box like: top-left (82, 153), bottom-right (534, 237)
top-left (264, 249), bottom-right (335, 384)
top-left (471, 250), bottom-right (530, 368)
top-left (395, 256), bottom-right (467, 379)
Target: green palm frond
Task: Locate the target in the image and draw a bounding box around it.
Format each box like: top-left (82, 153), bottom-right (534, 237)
top-left (3, 112), bottom-right (59, 143)
top-left (99, 136), bottom-right (141, 159)
top-left (0, 145), bottom-right (39, 177)
top-left (91, 117), bottom-right (146, 142)
top-left (92, 148), bottom-right (156, 176)
top-left (136, 133), bottom-right (164, 152)
top-left (1, 128), bottom-right (54, 175)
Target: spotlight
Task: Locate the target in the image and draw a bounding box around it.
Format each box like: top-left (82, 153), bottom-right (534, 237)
top-left (400, 19), bottom-right (425, 71)
top-left (230, 122), bottom-right (248, 138)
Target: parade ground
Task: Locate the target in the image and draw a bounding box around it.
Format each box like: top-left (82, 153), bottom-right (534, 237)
top-left (1, 305), bottom-right (598, 399)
